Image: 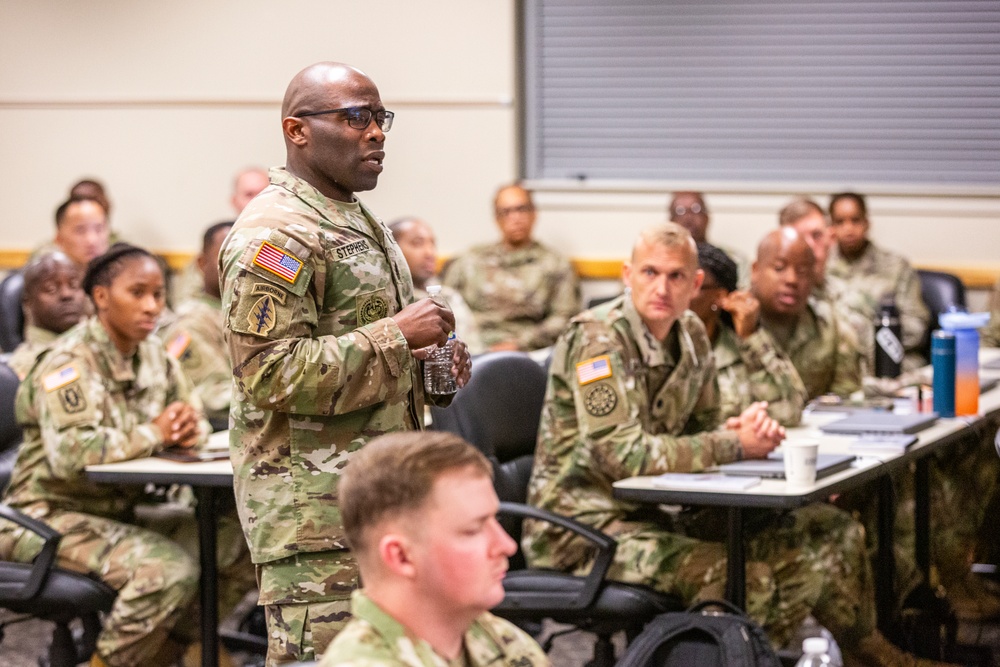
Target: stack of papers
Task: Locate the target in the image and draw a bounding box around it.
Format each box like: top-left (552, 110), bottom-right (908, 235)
top-left (848, 433), bottom-right (917, 456)
top-left (651, 473), bottom-right (761, 491)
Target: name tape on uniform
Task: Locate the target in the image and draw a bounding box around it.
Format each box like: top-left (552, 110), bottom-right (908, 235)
top-left (576, 355), bottom-right (612, 385)
top-left (334, 239), bottom-right (371, 260)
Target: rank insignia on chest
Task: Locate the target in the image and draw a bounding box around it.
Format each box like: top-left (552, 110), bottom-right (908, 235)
top-left (576, 355), bottom-right (612, 385)
top-left (252, 241), bottom-right (303, 284)
top-left (248, 295), bottom-right (278, 335)
top-left (166, 331), bottom-right (192, 360)
top-left (42, 364), bottom-right (80, 392)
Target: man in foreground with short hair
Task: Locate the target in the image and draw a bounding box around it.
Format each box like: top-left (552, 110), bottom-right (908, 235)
top-left (320, 431), bottom-right (548, 666)
top-left (8, 251), bottom-right (87, 379)
top-left (523, 222), bottom-right (946, 666)
top-left (444, 183), bottom-right (580, 351)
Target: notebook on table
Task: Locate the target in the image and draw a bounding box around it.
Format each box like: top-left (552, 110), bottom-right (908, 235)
top-left (716, 453), bottom-right (855, 480)
top-left (820, 411), bottom-right (938, 435)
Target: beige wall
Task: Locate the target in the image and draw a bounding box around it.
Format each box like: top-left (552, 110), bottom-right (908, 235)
top-left (1, 0), bottom-right (997, 286)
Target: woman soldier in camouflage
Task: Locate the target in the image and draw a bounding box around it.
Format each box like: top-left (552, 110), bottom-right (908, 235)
top-left (0, 243), bottom-right (209, 666)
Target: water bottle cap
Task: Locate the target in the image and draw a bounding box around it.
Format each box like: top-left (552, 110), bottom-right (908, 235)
top-left (938, 311), bottom-right (989, 331)
top-left (802, 637), bottom-right (829, 654)
top-left (426, 285), bottom-right (442, 296)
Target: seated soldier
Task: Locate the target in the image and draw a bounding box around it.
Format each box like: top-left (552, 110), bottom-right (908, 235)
top-left (689, 242), bottom-right (807, 426)
top-left (753, 228), bottom-right (862, 400)
top-left (982, 275), bottom-right (1000, 348)
top-left (827, 192), bottom-right (929, 370)
top-left (160, 221), bottom-right (234, 428)
top-left (443, 183), bottom-right (580, 352)
top-left (521, 222), bottom-right (948, 666)
top-left (8, 251), bottom-right (87, 380)
top-left (0, 244), bottom-right (208, 666)
top-left (389, 217), bottom-right (484, 355)
top-left (31, 196), bottom-right (111, 270)
top-left (319, 431), bottom-right (549, 666)
top-left (669, 191), bottom-right (750, 289)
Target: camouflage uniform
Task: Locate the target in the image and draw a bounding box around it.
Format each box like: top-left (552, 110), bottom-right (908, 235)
top-left (0, 316), bottom-right (209, 666)
top-left (713, 325), bottom-right (808, 427)
top-left (443, 241), bottom-right (580, 351)
top-left (220, 168), bottom-right (437, 664)
top-left (523, 295), bottom-right (876, 649)
top-left (762, 296), bottom-right (863, 400)
top-left (317, 591), bottom-right (549, 667)
top-left (827, 242), bottom-right (930, 371)
top-left (414, 283), bottom-right (485, 356)
top-left (7, 324), bottom-right (59, 380)
top-left (982, 275), bottom-right (1000, 348)
top-left (159, 290), bottom-right (232, 426)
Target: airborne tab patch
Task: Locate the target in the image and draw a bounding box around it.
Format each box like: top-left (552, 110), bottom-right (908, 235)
top-left (576, 355), bottom-right (612, 385)
top-left (252, 241), bottom-right (303, 284)
top-left (43, 364), bottom-right (80, 392)
top-left (250, 283), bottom-right (288, 305)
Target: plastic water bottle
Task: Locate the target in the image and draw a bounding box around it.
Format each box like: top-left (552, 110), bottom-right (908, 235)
top-left (795, 636), bottom-right (840, 667)
top-left (423, 286), bottom-right (458, 397)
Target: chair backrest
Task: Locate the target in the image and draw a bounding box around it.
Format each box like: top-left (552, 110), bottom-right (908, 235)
top-left (0, 362), bottom-right (23, 494)
top-left (917, 270), bottom-right (966, 357)
top-left (0, 272), bottom-right (25, 353)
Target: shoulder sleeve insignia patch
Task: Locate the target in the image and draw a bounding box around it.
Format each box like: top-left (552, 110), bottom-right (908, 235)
top-left (166, 331), bottom-right (192, 360)
top-left (576, 355), bottom-right (612, 385)
top-left (58, 384), bottom-right (88, 414)
top-left (42, 364), bottom-right (80, 392)
top-left (252, 241), bottom-right (303, 284)
top-left (248, 295), bottom-right (278, 336)
top-left (583, 382), bottom-right (619, 417)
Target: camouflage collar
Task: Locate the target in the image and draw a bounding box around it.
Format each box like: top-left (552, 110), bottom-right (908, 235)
top-left (621, 294), bottom-right (689, 369)
top-left (24, 324), bottom-right (59, 347)
top-left (480, 240), bottom-right (545, 269)
top-left (85, 316), bottom-right (158, 388)
top-left (830, 239), bottom-right (876, 273)
top-left (713, 325), bottom-right (742, 371)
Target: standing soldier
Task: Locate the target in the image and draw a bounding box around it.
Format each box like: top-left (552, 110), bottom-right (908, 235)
top-left (219, 62), bottom-right (471, 665)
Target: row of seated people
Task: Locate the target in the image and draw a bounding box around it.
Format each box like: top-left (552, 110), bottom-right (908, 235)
top-left (1, 178), bottom-right (998, 666)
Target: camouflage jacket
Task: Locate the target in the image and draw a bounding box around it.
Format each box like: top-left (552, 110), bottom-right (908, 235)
top-left (762, 297), bottom-right (863, 400)
top-left (713, 325), bottom-right (807, 427)
top-left (981, 276), bottom-right (1000, 348)
top-left (220, 167), bottom-right (426, 566)
top-left (827, 241), bottom-right (930, 369)
top-left (3, 316), bottom-right (207, 520)
top-left (523, 296), bottom-right (741, 571)
top-left (415, 283), bottom-right (485, 356)
top-left (318, 591), bottom-right (549, 667)
top-left (7, 325), bottom-right (59, 381)
top-left (160, 291), bottom-right (232, 425)
top-left (443, 241), bottom-right (580, 351)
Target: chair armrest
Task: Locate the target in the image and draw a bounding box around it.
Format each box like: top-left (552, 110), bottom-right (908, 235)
top-left (498, 501), bottom-right (617, 610)
top-left (0, 503), bottom-right (61, 601)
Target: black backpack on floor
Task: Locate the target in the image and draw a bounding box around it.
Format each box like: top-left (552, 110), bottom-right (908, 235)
top-left (616, 600), bottom-right (782, 667)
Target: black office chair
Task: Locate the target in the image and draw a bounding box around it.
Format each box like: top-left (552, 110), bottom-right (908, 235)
top-left (0, 272), bottom-right (25, 353)
top-left (917, 269), bottom-right (966, 358)
top-left (0, 362), bottom-right (21, 494)
top-left (430, 352), bottom-right (680, 666)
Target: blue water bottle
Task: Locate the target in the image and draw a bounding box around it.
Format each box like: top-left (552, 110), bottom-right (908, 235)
top-left (939, 311), bottom-right (990, 416)
top-left (931, 330), bottom-right (955, 418)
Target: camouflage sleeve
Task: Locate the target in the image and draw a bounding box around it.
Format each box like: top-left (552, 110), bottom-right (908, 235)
top-left (164, 353), bottom-right (212, 443)
top-left (983, 277), bottom-right (1000, 348)
top-left (738, 329), bottom-right (808, 427)
top-left (830, 314), bottom-right (864, 397)
top-left (519, 256), bottom-right (581, 350)
top-left (558, 328), bottom-right (740, 481)
top-left (163, 320), bottom-right (232, 416)
top-left (896, 261), bottom-right (930, 352)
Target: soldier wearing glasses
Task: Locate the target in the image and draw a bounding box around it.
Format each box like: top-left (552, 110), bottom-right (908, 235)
top-left (219, 62), bottom-right (471, 665)
top-left (443, 183), bottom-right (580, 352)
top-left (669, 191), bottom-right (751, 290)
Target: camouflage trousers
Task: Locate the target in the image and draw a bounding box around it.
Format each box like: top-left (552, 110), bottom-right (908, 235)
top-left (604, 503), bottom-right (876, 650)
top-left (258, 548), bottom-right (359, 666)
top-left (7, 510), bottom-right (199, 666)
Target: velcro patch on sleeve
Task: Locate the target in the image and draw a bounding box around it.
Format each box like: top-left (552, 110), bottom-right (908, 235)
top-left (166, 331), bottom-right (192, 360)
top-left (576, 355), bottom-right (612, 385)
top-left (252, 241), bottom-right (303, 284)
top-left (42, 364), bottom-right (80, 392)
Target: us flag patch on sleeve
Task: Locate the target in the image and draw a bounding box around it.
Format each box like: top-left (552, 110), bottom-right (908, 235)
top-left (576, 355), bottom-right (612, 385)
top-left (166, 331), bottom-right (192, 360)
top-left (252, 241), bottom-right (303, 284)
top-left (42, 364), bottom-right (80, 392)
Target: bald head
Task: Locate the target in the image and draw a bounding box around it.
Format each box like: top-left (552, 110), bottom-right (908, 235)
top-left (280, 62), bottom-right (386, 202)
top-left (389, 217), bottom-right (437, 288)
top-left (22, 251), bottom-right (86, 335)
top-left (756, 227), bottom-right (813, 265)
top-left (752, 228), bottom-right (815, 320)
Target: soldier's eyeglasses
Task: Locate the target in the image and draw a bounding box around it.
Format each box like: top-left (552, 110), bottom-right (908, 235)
top-left (295, 107), bottom-right (394, 132)
top-left (671, 203), bottom-right (704, 217)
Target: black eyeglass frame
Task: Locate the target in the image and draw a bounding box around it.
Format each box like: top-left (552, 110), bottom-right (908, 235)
top-left (294, 106), bottom-right (394, 132)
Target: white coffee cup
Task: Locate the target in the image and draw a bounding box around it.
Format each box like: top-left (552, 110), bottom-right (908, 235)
top-left (783, 438), bottom-right (820, 489)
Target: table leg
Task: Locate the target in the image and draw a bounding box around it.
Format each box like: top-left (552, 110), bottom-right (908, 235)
top-left (914, 458), bottom-right (931, 581)
top-left (876, 475), bottom-right (897, 634)
top-left (725, 506), bottom-right (746, 609)
top-left (195, 487), bottom-right (219, 667)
